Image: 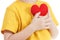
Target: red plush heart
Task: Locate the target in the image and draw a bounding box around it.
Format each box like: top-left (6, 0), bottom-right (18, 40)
top-left (31, 4), bottom-right (48, 16)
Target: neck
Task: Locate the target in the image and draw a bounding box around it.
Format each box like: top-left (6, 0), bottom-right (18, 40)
top-left (20, 0), bottom-right (37, 4)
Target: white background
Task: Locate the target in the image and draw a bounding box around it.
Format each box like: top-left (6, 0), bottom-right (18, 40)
top-left (0, 0), bottom-right (60, 40)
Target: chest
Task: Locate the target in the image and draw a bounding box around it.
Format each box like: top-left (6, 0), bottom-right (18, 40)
top-left (17, 5), bottom-right (33, 30)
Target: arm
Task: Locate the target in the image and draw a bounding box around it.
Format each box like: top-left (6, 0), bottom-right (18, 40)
top-left (49, 22), bottom-right (58, 38)
top-left (4, 24), bottom-right (37, 40)
top-left (4, 24), bottom-right (35, 40)
top-left (4, 12), bottom-right (49, 40)
top-left (48, 10), bottom-right (58, 38)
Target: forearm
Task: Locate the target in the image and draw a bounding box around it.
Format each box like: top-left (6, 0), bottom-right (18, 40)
top-left (49, 23), bottom-right (58, 38)
top-left (7, 24), bottom-right (35, 40)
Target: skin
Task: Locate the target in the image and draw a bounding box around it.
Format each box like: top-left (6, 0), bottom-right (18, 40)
top-left (20, 0), bottom-right (37, 4)
top-left (4, 0), bottom-right (58, 40)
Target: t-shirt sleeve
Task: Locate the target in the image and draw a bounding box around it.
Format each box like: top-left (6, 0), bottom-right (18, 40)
top-left (1, 7), bottom-right (19, 34)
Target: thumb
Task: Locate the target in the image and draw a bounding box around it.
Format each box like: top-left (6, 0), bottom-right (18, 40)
top-left (48, 9), bottom-right (52, 19)
top-left (48, 9), bottom-right (51, 17)
top-left (34, 12), bottom-right (40, 18)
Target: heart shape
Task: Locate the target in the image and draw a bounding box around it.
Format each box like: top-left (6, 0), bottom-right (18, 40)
top-left (31, 4), bottom-right (48, 16)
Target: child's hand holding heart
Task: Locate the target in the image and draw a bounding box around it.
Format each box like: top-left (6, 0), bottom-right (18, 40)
top-left (30, 12), bottom-right (50, 31)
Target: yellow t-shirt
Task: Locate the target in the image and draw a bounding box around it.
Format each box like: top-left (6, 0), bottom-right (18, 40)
top-left (1, 0), bottom-right (58, 40)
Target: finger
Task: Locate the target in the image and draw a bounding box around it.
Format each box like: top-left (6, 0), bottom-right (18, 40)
top-left (48, 9), bottom-right (53, 21)
top-left (38, 9), bottom-right (51, 19)
top-left (44, 27), bottom-right (49, 29)
top-left (44, 18), bottom-right (51, 23)
top-left (41, 9), bottom-right (51, 19)
top-left (48, 9), bottom-right (51, 17)
top-left (34, 12), bottom-right (40, 18)
top-left (38, 17), bottom-right (51, 23)
top-left (46, 23), bottom-right (51, 25)
top-left (39, 14), bottom-right (48, 19)
top-left (41, 27), bottom-right (49, 30)
top-left (44, 22), bottom-right (51, 27)
top-left (41, 21), bottom-right (51, 26)
top-left (47, 9), bottom-right (53, 19)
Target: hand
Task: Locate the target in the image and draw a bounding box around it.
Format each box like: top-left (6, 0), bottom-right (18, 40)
top-left (44, 10), bottom-right (55, 29)
top-left (45, 10), bottom-right (58, 38)
top-left (30, 12), bottom-right (49, 31)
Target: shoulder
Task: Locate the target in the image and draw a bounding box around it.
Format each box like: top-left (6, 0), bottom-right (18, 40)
top-left (6, 1), bottom-right (19, 11)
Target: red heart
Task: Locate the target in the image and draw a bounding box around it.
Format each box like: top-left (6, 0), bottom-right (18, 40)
top-left (31, 4), bottom-right (48, 16)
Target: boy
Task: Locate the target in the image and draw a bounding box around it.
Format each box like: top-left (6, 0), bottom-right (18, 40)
top-left (1, 0), bottom-right (58, 40)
